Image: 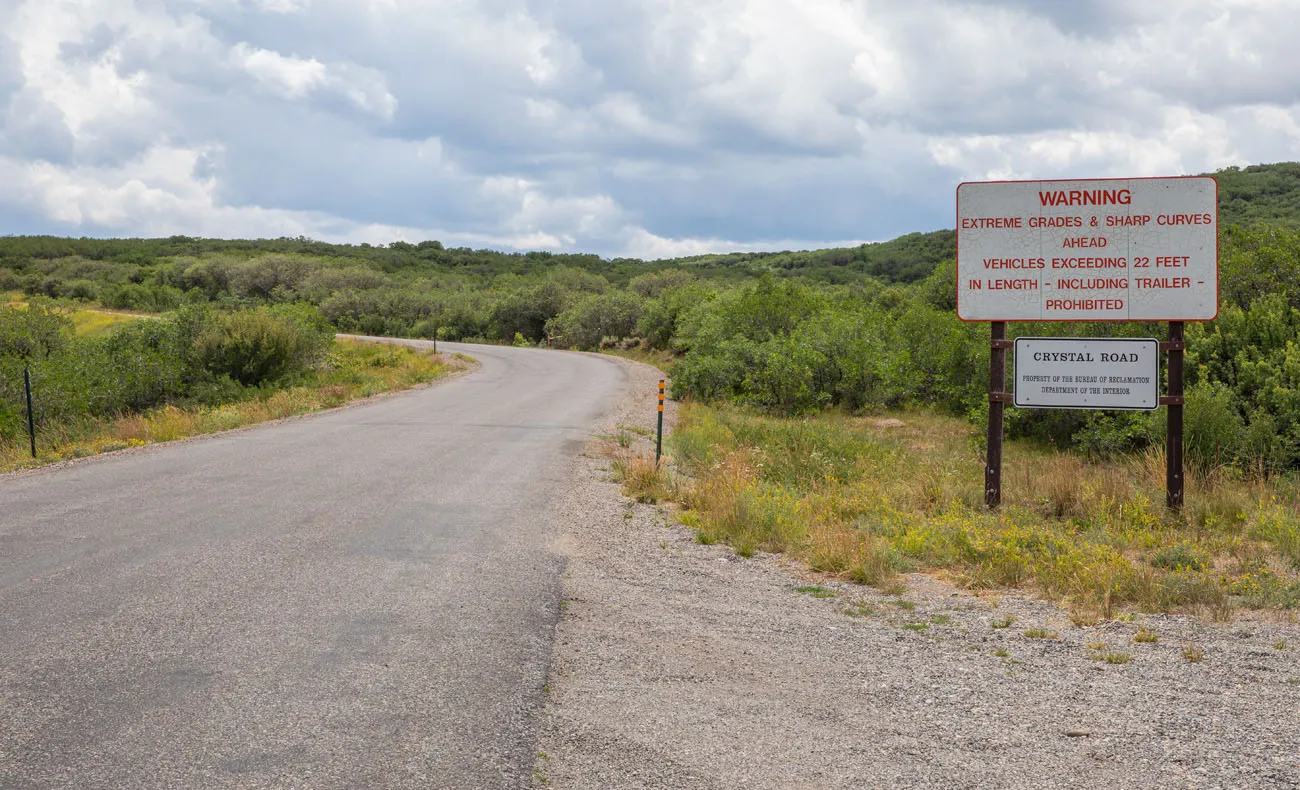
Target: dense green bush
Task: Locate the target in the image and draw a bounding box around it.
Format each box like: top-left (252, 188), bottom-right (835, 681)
top-left (3, 306), bottom-right (202, 428)
top-left (670, 279), bottom-right (986, 415)
top-left (101, 283), bottom-right (185, 311)
top-left (546, 291), bottom-right (643, 350)
top-left (0, 301), bottom-right (71, 359)
top-left (195, 307), bottom-right (331, 386)
top-left (491, 267), bottom-right (609, 343)
top-left (639, 282), bottom-right (715, 350)
top-left (0, 304), bottom-right (333, 438)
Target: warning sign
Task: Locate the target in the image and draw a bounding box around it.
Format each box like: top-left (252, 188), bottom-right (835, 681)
top-left (957, 176), bottom-right (1217, 322)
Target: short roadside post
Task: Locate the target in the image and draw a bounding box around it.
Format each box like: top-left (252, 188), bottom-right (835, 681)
top-left (24, 366), bottom-right (36, 458)
top-left (656, 379), bottom-right (665, 467)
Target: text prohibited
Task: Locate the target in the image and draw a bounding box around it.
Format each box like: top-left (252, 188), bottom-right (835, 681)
top-left (957, 176), bottom-right (1218, 321)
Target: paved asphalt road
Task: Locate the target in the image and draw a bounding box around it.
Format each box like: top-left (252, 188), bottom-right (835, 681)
top-left (0, 341), bottom-right (627, 789)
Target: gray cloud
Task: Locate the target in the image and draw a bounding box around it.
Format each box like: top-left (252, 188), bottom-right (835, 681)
top-left (0, 0), bottom-right (1297, 256)
top-left (1, 90), bottom-right (77, 163)
top-left (955, 0), bottom-right (1161, 38)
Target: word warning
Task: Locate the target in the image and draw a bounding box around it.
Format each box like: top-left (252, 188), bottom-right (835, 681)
top-left (957, 176), bottom-right (1217, 321)
top-left (1014, 337), bottom-right (1159, 410)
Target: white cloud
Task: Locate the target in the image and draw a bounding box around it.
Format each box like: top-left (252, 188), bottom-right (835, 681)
top-left (231, 43), bottom-right (326, 98)
top-left (229, 43), bottom-right (396, 118)
top-left (10, 0), bottom-right (154, 137)
top-left (0, 0), bottom-right (1298, 257)
top-left (254, 0), bottom-right (312, 12)
top-left (619, 228), bottom-right (872, 262)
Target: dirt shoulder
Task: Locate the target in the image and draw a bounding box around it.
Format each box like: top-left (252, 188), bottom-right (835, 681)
top-left (535, 356), bottom-right (1300, 789)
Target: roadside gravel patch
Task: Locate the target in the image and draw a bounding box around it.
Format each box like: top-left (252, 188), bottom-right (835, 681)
top-left (535, 356), bottom-right (1300, 789)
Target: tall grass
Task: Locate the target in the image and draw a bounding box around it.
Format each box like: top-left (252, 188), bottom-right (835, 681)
top-left (666, 403), bottom-right (1300, 616)
top-left (0, 339), bottom-right (463, 471)
top-left (69, 308), bottom-right (150, 337)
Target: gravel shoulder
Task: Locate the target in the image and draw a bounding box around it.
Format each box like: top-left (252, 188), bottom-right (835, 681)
top-left (536, 357), bottom-right (1300, 789)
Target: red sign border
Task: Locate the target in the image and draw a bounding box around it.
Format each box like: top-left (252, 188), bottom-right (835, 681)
top-left (955, 175), bottom-right (1220, 323)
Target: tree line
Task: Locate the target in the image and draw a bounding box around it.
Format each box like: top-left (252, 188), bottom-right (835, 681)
top-left (2, 163), bottom-right (1299, 471)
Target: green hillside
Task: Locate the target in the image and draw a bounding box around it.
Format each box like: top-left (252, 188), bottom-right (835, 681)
top-left (715, 162), bottom-right (1300, 283)
top-left (1212, 162), bottom-right (1300, 227)
top-left (5, 163), bottom-right (1290, 291)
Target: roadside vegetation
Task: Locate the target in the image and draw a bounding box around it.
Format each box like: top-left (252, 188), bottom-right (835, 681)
top-left (0, 301), bottom-right (460, 472)
top-left (7, 162), bottom-right (1300, 615)
top-left (3, 165), bottom-right (1296, 469)
top-left (615, 402), bottom-right (1300, 618)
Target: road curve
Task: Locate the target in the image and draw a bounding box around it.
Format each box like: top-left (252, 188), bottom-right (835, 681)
top-left (0, 341), bottom-right (627, 789)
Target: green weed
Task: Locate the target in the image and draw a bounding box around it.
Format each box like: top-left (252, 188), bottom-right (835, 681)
top-left (1, 336), bottom-right (460, 471)
top-left (1149, 543), bottom-right (1211, 572)
top-left (662, 402), bottom-right (1300, 620)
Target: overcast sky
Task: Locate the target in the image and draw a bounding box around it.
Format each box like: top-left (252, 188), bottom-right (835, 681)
top-left (0, 0), bottom-right (1297, 258)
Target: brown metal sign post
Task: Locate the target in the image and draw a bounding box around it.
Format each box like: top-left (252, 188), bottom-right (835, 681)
top-left (985, 322), bottom-right (1010, 508)
top-left (1164, 322), bottom-right (1185, 510)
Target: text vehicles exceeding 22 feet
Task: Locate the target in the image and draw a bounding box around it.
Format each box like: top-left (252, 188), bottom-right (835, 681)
top-left (955, 177), bottom-right (1218, 322)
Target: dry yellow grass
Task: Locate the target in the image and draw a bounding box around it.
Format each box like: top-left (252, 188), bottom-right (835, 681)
top-left (69, 308), bottom-right (151, 337)
top-left (659, 402), bottom-right (1300, 618)
top-left (610, 450), bottom-right (678, 505)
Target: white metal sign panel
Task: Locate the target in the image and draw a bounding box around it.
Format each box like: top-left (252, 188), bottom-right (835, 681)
top-left (957, 176), bottom-right (1217, 322)
top-left (1014, 337), bottom-right (1159, 410)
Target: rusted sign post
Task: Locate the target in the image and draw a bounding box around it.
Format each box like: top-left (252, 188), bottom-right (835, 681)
top-left (985, 323), bottom-right (1010, 507)
top-left (1164, 323), bottom-right (1185, 508)
top-left (958, 176), bottom-right (1218, 512)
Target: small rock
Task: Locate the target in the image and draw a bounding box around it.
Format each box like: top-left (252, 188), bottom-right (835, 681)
top-left (1065, 729), bottom-right (1091, 738)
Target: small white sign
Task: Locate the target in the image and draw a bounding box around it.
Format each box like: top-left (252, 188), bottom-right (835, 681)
top-left (957, 176), bottom-right (1217, 322)
top-left (1015, 337), bottom-right (1159, 410)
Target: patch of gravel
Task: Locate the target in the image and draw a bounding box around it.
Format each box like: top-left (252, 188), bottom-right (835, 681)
top-left (536, 357), bottom-right (1300, 789)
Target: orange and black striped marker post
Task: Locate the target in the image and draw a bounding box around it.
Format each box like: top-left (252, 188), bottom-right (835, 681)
top-left (656, 379), bottom-right (665, 466)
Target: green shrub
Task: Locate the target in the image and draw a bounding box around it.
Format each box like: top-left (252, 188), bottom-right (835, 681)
top-left (639, 283), bottom-right (713, 349)
top-left (1149, 543), bottom-right (1210, 572)
top-left (0, 301), bottom-right (72, 360)
top-left (196, 307), bottom-right (330, 386)
top-left (1183, 381), bottom-right (1246, 468)
top-left (1073, 411), bottom-right (1158, 462)
top-left (545, 291), bottom-right (643, 350)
